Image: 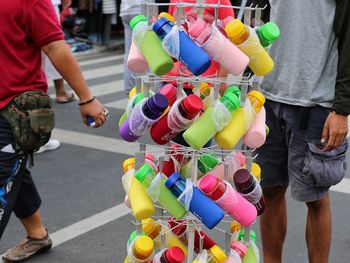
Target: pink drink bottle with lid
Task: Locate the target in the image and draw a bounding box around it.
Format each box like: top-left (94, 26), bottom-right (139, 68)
top-left (243, 107), bottom-right (266, 149)
top-left (188, 17), bottom-right (249, 76)
top-left (127, 41), bottom-right (149, 73)
top-left (199, 175), bottom-right (257, 226)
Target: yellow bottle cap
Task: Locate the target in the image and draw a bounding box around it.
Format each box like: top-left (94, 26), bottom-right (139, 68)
top-left (141, 218), bottom-right (156, 234)
top-left (230, 221), bottom-right (241, 234)
top-left (243, 162), bottom-right (261, 181)
top-left (225, 19), bottom-right (246, 41)
top-left (134, 236), bottom-right (154, 257)
top-left (123, 158), bottom-right (135, 173)
top-left (158, 12), bottom-right (176, 23)
top-left (129, 87), bottom-right (137, 98)
top-left (247, 90), bottom-right (266, 112)
top-left (210, 245), bottom-right (227, 261)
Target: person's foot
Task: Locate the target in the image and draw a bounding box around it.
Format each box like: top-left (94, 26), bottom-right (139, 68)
top-left (2, 233), bottom-right (52, 262)
top-left (56, 92), bottom-right (76, 104)
top-left (35, 139), bottom-right (60, 154)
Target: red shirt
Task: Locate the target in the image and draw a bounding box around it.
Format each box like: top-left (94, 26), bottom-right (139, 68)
top-left (0, 0), bottom-right (65, 109)
top-left (168, 0), bottom-right (234, 22)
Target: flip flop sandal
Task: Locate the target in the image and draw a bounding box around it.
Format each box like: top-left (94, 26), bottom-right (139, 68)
top-left (56, 93), bottom-right (76, 104)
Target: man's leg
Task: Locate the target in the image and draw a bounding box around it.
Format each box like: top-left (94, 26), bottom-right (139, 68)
top-left (54, 79), bottom-right (75, 103)
top-left (260, 186), bottom-right (288, 263)
top-left (305, 193), bottom-right (331, 263)
top-left (20, 210), bottom-right (47, 239)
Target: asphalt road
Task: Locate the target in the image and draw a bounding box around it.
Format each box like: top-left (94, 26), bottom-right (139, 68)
top-left (1, 52), bottom-right (349, 263)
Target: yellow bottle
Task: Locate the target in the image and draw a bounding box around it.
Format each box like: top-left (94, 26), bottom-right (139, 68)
top-left (123, 158), bottom-right (155, 220)
top-left (142, 218), bottom-right (188, 256)
top-left (225, 19), bottom-right (274, 76)
top-left (244, 162), bottom-right (261, 181)
top-left (214, 90), bottom-right (265, 149)
top-left (124, 236), bottom-right (154, 263)
top-left (208, 245), bottom-right (228, 263)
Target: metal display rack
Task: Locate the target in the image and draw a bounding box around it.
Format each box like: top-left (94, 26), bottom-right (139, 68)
top-left (123, 1), bottom-right (267, 262)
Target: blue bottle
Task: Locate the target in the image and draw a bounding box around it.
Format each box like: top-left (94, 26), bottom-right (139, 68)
top-left (165, 172), bottom-right (225, 229)
top-left (153, 17), bottom-right (212, 76)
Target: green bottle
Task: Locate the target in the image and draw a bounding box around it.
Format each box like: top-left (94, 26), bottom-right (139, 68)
top-left (130, 15), bottom-right (174, 76)
top-left (255, 22), bottom-right (280, 48)
top-left (135, 164), bottom-right (187, 219)
top-left (238, 229), bottom-right (260, 263)
top-left (183, 86), bottom-right (241, 150)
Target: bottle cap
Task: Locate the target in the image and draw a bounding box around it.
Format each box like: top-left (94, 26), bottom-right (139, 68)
top-left (210, 245), bottom-right (227, 261)
top-left (247, 90), bottom-right (266, 110)
top-left (230, 221), bottom-right (241, 234)
top-left (198, 82), bottom-right (211, 97)
top-left (160, 84), bottom-right (177, 106)
top-left (220, 91), bottom-right (240, 112)
top-left (224, 85), bottom-right (241, 99)
top-left (199, 175), bottom-right (219, 194)
top-left (158, 12), bottom-right (176, 23)
top-left (145, 153), bottom-right (156, 163)
top-left (128, 230), bottom-right (145, 244)
top-left (141, 218), bottom-right (157, 234)
top-left (130, 15), bottom-right (147, 30)
top-left (260, 22), bottom-right (280, 43)
top-left (185, 12), bottom-right (198, 24)
top-left (188, 19), bottom-right (211, 45)
top-left (134, 164), bottom-right (154, 183)
top-left (265, 124), bottom-right (270, 135)
top-left (250, 163), bottom-right (261, 181)
top-left (143, 94), bottom-right (169, 119)
top-left (123, 158), bottom-right (135, 173)
top-left (152, 17), bottom-right (174, 36)
top-left (220, 16), bottom-right (234, 28)
top-left (225, 19), bottom-right (246, 42)
top-left (134, 236), bottom-right (154, 257)
top-left (198, 154), bottom-right (218, 174)
top-left (129, 87), bottom-right (137, 98)
top-left (238, 229), bottom-right (257, 243)
top-left (182, 95), bottom-right (203, 115)
top-left (165, 172), bottom-right (182, 189)
top-left (230, 241), bottom-right (247, 257)
top-left (165, 246), bottom-right (185, 263)
top-left (233, 168), bottom-right (254, 189)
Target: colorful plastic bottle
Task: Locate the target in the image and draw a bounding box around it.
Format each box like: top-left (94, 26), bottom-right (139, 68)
top-left (243, 163), bottom-right (261, 182)
top-left (230, 221), bottom-right (241, 242)
top-left (127, 41), bottom-right (149, 73)
top-left (199, 175), bottom-right (257, 226)
top-left (119, 94), bottom-right (169, 142)
top-left (200, 152), bottom-right (245, 182)
top-left (152, 246), bottom-right (185, 263)
top-left (124, 236), bottom-right (154, 263)
top-left (130, 15), bottom-right (174, 76)
top-left (142, 218), bottom-right (187, 256)
top-left (183, 87), bottom-right (241, 150)
top-left (165, 172), bottom-right (225, 229)
top-left (237, 230), bottom-right (260, 263)
top-left (255, 22), bottom-right (280, 48)
top-left (243, 107), bottom-right (266, 149)
top-left (122, 158), bottom-right (155, 220)
top-left (225, 241), bottom-right (247, 263)
top-left (233, 169), bottom-right (265, 216)
top-left (153, 17), bottom-right (212, 76)
top-left (188, 17), bottom-right (249, 76)
top-left (208, 245), bottom-right (228, 263)
top-left (225, 19), bottom-right (274, 76)
top-left (150, 94), bottom-right (203, 145)
top-left (215, 90), bottom-right (266, 150)
top-left (135, 164), bottom-right (187, 219)
top-left (197, 153), bottom-right (219, 178)
top-left (160, 83), bottom-right (178, 107)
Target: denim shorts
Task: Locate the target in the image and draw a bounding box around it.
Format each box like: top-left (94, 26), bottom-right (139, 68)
top-left (256, 100), bottom-right (348, 202)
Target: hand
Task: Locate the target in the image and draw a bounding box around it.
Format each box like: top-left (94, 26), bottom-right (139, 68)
top-left (79, 98), bottom-right (106, 128)
top-left (321, 111), bottom-right (349, 151)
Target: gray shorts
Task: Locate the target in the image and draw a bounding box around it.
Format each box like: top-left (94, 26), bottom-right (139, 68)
top-left (256, 100), bottom-right (348, 202)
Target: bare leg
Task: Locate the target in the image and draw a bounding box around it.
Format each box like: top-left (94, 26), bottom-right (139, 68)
top-left (306, 193), bottom-right (331, 263)
top-left (260, 186), bottom-right (288, 263)
top-left (54, 79), bottom-right (74, 102)
top-left (20, 210), bottom-right (47, 239)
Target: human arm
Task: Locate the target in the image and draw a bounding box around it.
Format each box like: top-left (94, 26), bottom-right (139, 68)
top-left (321, 0), bottom-right (350, 151)
top-left (42, 40), bottom-right (106, 127)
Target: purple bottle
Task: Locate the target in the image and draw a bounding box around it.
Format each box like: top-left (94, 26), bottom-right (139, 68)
top-left (119, 94), bottom-right (169, 142)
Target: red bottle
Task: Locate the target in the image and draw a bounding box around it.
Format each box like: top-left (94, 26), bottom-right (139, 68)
top-left (160, 144), bottom-right (185, 178)
top-left (150, 94), bottom-right (203, 145)
top-left (160, 84), bottom-right (177, 107)
top-left (156, 246), bottom-right (185, 263)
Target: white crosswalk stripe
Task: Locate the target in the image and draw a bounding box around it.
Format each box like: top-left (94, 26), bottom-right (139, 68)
top-left (78, 54), bottom-right (124, 66)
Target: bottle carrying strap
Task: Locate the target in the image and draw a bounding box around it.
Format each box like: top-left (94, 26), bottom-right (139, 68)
top-left (243, 99), bottom-right (257, 132)
top-left (132, 22), bottom-right (148, 49)
top-left (162, 26), bottom-right (181, 59)
top-left (146, 172), bottom-right (163, 202)
top-left (239, 176), bottom-right (262, 205)
top-left (212, 101), bottom-right (232, 131)
top-left (167, 97), bottom-right (199, 132)
top-left (177, 178), bottom-right (194, 211)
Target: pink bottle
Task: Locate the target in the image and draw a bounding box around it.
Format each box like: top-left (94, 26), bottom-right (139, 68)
top-left (225, 241), bottom-right (247, 263)
top-left (127, 41), bottom-right (149, 73)
top-left (200, 152), bottom-right (246, 182)
top-left (243, 106), bottom-right (266, 148)
top-left (199, 175), bottom-right (257, 227)
top-left (188, 17), bottom-right (249, 76)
